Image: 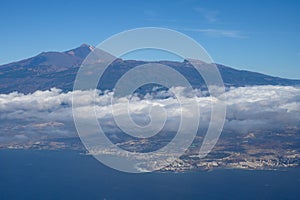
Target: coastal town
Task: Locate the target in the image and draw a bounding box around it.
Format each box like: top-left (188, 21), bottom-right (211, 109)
top-left (1, 129), bottom-right (300, 172)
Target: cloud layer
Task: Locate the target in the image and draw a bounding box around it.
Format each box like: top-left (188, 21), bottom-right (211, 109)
top-left (0, 85), bottom-right (299, 143)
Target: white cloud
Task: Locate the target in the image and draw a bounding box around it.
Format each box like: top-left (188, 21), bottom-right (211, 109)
top-left (0, 85), bottom-right (299, 142)
top-left (194, 7), bottom-right (219, 23)
top-left (182, 28), bottom-right (247, 39)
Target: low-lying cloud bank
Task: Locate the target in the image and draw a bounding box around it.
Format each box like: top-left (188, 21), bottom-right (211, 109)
top-left (0, 85), bottom-right (299, 143)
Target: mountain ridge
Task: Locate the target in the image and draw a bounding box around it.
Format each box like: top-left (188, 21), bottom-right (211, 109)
top-left (0, 44), bottom-right (299, 94)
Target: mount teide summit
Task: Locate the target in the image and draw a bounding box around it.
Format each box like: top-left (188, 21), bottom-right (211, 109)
top-left (0, 44), bottom-right (299, 94)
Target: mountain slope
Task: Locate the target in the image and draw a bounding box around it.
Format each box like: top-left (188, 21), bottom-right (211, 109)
top-left (0, 44), bottom-right (299, 94)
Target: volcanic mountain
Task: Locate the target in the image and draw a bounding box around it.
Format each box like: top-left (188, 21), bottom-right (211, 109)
top-left (0, 44), bottom-right (299, 94)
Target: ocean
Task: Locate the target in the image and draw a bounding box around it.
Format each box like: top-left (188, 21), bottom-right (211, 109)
top-left (0, 149), bottom-right (299, 200)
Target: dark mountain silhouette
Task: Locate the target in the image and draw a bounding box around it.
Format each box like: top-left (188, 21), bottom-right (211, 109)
top-left (0, 44), bottom-right (299, 94)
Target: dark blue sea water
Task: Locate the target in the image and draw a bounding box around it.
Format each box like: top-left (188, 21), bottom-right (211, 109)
top-left (0, 149), bottom-right (299, 200)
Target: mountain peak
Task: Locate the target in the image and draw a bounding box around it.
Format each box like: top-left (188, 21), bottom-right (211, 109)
top-left (65, 44), bottom-right (94, 58)
top-left (79, 43), bottom-right (95, 50)
top-left (80, 43), bottom-right (90, 47)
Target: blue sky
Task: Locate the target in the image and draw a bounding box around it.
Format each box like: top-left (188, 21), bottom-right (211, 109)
top-left (0, 0), bottom-right (299, 79)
